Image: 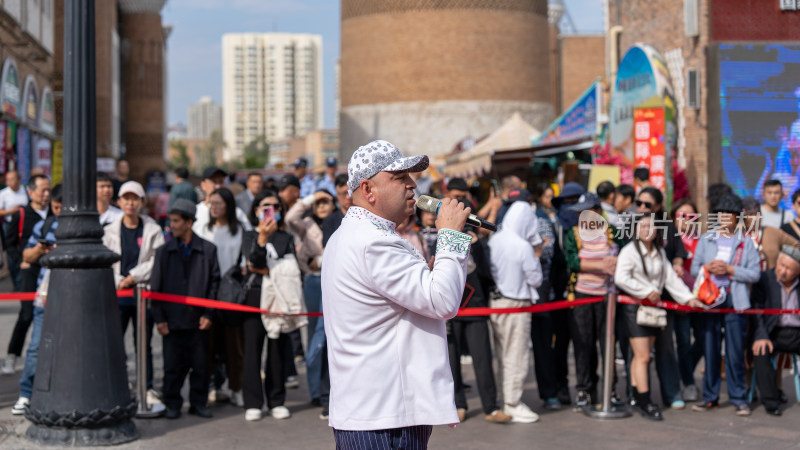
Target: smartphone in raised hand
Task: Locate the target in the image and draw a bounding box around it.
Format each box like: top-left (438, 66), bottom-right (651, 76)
top-left (262, 205), bottom-right (275, 221)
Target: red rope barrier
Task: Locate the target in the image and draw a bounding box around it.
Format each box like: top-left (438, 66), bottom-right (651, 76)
top-left (2, 289), bottom-right (799, 317)
top-left (142, 290), bottom-right (324, 317)
top-left (617, 295), bottom-right (800, 315)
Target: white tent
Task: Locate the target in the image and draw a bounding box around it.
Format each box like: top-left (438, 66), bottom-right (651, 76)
top-left (443, 112), bottom-right (540, 177)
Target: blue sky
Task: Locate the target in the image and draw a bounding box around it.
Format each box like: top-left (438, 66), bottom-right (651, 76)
top-left (162, 0), bottom-right (604, 127)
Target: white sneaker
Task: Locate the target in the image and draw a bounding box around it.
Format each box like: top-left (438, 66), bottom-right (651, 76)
top-left (146, 389), bottom-right (163, 405)
top-left (2, 355), bottom-right (16, 375)
top-left (285, 376), bottom-right (299, 389)
top-left (11, 397), bottom-right (29, 415)
top-left (245, 408), bottom-right (262, 421)
top-left (231, 390), bottom-right (244, 407)
top-left (271, 405), bottom-right (291, 419)
top-left (503, 402), bottom-right (540, 423)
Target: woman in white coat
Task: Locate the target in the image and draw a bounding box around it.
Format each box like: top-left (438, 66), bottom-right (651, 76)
top-left (615, 214), bottom-right (705, 421)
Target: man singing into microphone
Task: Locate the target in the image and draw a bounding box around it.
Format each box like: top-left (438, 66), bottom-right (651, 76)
top-left (322, 140), bottom-right (472, 449)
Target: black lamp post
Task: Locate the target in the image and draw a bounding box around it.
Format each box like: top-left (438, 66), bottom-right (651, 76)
top-left (24, 0), bottom-right (138, 445)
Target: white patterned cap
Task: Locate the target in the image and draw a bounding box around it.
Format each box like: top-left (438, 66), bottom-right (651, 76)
top-left (347, 140), bottom-right (429, 195)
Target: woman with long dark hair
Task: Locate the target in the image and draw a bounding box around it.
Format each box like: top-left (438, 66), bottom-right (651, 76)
top-left (241, 190), bottom-right (300, 421)
top-left (195, 187), bottom-right (245, 407)
top-left (616, 214), bottom-right (705, 420)
top-left (635, 187), bottom-right (688, 409)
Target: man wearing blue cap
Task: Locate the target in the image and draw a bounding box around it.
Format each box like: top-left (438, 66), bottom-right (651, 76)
top-left (316, 157), bottom-right (338, 196)
top-left (294, 158), bottom-right (316, 198)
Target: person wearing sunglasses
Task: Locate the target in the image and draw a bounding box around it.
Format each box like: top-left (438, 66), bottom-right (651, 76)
top-left (634, 187), bottom-right (688, 410)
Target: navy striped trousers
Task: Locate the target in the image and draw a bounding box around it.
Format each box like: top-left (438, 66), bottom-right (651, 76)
top-left (333, 425), bottom-right (433, 450)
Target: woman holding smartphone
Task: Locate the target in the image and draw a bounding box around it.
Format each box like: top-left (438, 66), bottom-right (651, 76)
top-left (241, 190), bottom-right (298, 421)
top-left (615, 214), bottom-right (706, 420)
top-left (285, 189), bottom-right (336, 418)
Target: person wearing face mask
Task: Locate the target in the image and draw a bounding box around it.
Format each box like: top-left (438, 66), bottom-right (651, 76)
top-left (286, 188), bottom-right (337, 418)
top-left (241, 190), bottom-right (302, 422)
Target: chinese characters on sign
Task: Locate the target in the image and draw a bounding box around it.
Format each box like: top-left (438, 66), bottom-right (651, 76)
top-left (613, 212), bottom-right (760, 240)
top-left (633, 107), bottom-right (667, 190)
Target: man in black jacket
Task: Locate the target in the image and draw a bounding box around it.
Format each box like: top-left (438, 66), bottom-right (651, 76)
top-left (2, 174), bottom-right (51, 375)
top-left (752, 245), bottom-right (800, 416)
top-left (151, 199), bottom-right (220, 419)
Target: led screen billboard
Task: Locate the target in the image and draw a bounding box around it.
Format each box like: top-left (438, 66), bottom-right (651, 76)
top-left (720, 44), bottom-right (800, 207)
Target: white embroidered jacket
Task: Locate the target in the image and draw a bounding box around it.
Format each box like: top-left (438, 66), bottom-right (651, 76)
top-left (321, 206), bottom-right (471, 430)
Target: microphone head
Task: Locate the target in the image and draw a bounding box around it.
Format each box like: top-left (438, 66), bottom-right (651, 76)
top-left (415, 195), bottom-right (440, 214)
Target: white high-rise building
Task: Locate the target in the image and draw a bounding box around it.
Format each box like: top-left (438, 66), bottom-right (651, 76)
top-left (222, 33), bottom-right (323, 161)
top-left (188, 96), bottom-right (222, 139)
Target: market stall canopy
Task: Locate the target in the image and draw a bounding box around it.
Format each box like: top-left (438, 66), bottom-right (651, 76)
top-left (532, 80), bottom-right (601, 146)
top-left (443, 112), bottom-right (540, 177)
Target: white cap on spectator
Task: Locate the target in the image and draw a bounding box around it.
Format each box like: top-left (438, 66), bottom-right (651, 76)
top-left (118, 181), bottom-right (145, 199)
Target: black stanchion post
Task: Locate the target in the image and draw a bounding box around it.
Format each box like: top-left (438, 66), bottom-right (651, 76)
top-left (24, 0), bottom-right (139, 445)
top-left (584, 291), bottom-right (631, 419)
top-left (136, 284), bottom-right (164, 418)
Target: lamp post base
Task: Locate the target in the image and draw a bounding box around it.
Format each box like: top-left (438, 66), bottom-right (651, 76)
top-left (25, 400), bottom-right (138, 446)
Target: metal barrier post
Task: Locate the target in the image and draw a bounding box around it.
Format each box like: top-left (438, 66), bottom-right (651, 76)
top-left (136, 283), bottom-right (164, 418)
top-left (584, 291), bottom-right (631, 419)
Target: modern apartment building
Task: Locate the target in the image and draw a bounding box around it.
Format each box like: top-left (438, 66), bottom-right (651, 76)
top-left (187, 96), bottom-right (222, 139)
top-left (221, 32), bottom-right (323, 161)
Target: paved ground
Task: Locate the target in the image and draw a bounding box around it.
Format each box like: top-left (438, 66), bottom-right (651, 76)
top-left (2, 274), bottom-right (800, 448)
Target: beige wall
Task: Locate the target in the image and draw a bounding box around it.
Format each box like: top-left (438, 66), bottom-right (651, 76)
top-left (341, 4), bottom-right (551, 107)
top-left (560, 35), bottom-right (604, 109)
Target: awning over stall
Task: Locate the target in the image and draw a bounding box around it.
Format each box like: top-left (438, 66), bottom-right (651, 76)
top-left (443, 112), bottom-right (540, 178)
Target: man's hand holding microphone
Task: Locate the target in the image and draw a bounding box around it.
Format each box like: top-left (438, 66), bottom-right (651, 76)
top-left (433, 197), bottom-right (471, 233)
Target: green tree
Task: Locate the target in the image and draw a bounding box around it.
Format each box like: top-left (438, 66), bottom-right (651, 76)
top-left (242, 134), bottom-right (269, 169)
top-left (197, 130), bottom-right (225, 170)
top-left (169, 140), bottom-right (190, 169)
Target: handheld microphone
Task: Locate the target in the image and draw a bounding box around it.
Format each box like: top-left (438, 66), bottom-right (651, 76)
top-left (416, 195), bottom-right (498, 232)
